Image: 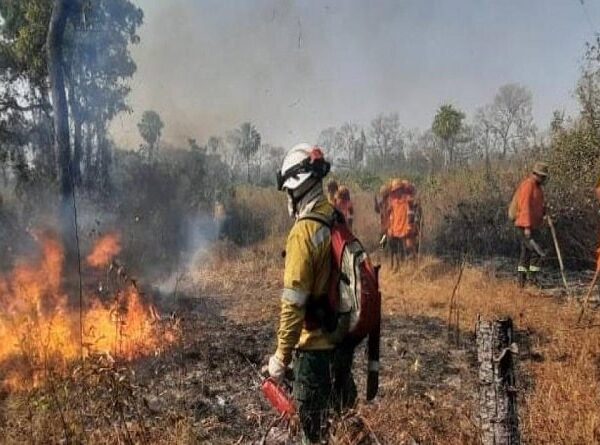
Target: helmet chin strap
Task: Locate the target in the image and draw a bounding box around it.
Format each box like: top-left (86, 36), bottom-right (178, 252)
top-left (287, 178), bottom-right (322, 218)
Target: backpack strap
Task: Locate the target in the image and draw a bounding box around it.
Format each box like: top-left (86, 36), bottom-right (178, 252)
top-left (298, 209), bottom-right (344, 228)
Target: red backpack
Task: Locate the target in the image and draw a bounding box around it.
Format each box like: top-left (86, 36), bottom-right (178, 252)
top-left (300, 210), bottom-right (382, 400)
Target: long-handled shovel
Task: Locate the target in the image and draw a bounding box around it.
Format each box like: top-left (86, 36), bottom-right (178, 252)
top-left (577, 266), bottom-right (600, 325)
top-left (416, 208), bottom-right (424, 268)
top-left (547, 216), bottom-right (571, 296)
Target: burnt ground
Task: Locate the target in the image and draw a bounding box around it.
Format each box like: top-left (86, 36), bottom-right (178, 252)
top-left (138, 287), bottom-right (483, 444)
top-left (137, 294), bottom-right (276, 444)
top-left (5, 252), bottom-right (582, 444)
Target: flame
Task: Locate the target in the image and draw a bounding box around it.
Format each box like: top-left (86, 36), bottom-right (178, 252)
top-left (0, 232), bottom-right (175, 391)
top-left (87, 233), bottom-right (121, 268)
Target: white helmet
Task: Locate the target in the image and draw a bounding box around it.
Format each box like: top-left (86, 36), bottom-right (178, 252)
top-left (276, 143), bottom-right (330, 191)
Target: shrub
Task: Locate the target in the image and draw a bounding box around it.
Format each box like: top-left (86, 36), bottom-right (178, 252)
top-left (420, 167), bottom-right (522, 259)
top-left (220, 186), bottom-right (288, 245)
top-left (545, 122), bottom-right (600, 267)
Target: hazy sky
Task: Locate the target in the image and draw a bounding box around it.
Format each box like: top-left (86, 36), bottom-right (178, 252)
top-left (110, 0), bottom-right (600, 149)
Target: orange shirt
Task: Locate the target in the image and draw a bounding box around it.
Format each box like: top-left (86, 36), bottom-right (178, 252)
top-left (515, 176), bottom-right (545, 230)
top-left (388, 195), bottom-right (410, 238)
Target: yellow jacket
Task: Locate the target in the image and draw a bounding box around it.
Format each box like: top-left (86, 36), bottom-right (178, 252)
top-left (275, 198), bottom-right (335, 365)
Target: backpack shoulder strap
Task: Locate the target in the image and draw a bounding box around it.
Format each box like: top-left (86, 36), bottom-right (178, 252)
top-left (298, 210), bottom-right (337, 228)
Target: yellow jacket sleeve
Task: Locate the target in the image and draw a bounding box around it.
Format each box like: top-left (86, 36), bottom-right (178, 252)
top-left (275, 225), bottom-right (314, 365)
top-left (275, 300), bottom-right (305, 365)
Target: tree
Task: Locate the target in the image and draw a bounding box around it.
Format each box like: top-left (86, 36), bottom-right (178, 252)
top-left (369, 113), bottom-right (403, 166)
top-left (487, 83), bottom-right (535, 158)
top-left (334, 122), bottom-right (361, 169)
top-left (230, 122), bottom-right (261, 183)
top-left (550, 110), bottom-right (565, 134)
top-left (207, 136), bottom-right (222, 153)
top-left (432, 104), bottom-right (465, 167)
top-left (187, 138), bottom-right (203, 152)
top-left (137, 110), bottom-right (164, 161)
top-left (354, 129), bottom-right (366, 167)
top-left (576, 36), bottom-right (600, 133)
top-left (0, 0), bottom-right (143, 190)
top-left (256, 143), bottom-right (285, 184)
top-left (67, 0), bottom-right (143, 188)
top-left (410, 129), bottom-right (444, 178)
top-left (0, 0), bottom-right (56, 178)
top-left (317, 127), bottom-right (337, 158)
top-left (474, 105), bottom-right (500, 175)
top-left (47, 0), bottom-right (74, 204)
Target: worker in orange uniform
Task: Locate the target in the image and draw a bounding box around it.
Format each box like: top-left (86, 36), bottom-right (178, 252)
top-left (404, 182), bottom-right (420, 259)
top-left (374, 183), bottom-right (391, 249)
top-left (509, 162), bottom-right (549, 288)
top-left (388, 179), bottom-right (410, 270)
top-left (335, 185), bottom-right (355, 230)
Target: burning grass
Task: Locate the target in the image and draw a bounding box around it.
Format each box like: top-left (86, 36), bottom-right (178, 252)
top-left (0, 221), bottom-right (598, 443)
top-left (0, 231), bottom-right (177, 391)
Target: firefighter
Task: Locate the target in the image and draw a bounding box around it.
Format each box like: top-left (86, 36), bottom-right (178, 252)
top-left (388, 179), bottom-right (410, 270)
top-left (270, 143), bottom-right (356, 444)
top-left (511, 161), bottom-right (549, 288)
top-left (335, 185), bottom-right (354, 230)
top-left (326, 178), bottom-right (339, 206)
top-left (374, 183), bottom-right (391, 249)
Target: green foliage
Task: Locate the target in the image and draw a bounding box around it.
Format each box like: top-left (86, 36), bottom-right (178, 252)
top-left (0, 0), bottom-right (143, 191)
top-left (422, 168), bottom-right (518, 258)
top-left (219, 185), bottom-right (287, 245)
top-left (67, 0), bottom-right (143, 122)
top-left (548, 122), bottom-right (600, 190)
top-left (137, 110), bottom-right (164, 160)
top-left (108, 146), bottom-right (230, 275)
top-left (0, 0), bottom-right (51, 85)
top-left (544, 121), bottom-right (600, 266)
top-left (432, 104), bottom-right (465, 143)
top-left (432, 104), bottom-right (465, 166)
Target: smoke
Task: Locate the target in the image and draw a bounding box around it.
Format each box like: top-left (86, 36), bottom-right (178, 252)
top-left (156, 210), bottom-right (221, 294)
top-left (110, 0), bottom-right (585, 151)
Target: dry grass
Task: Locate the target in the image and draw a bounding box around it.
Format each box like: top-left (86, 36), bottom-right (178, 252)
top-left (365, 255), bottom-right (600, 444)
top-left (1, 244), bottom-right (597, 444)
top-left (188, 240), bottom-right (600, 443)
top-left (1, 181), bottom-right (599, 444)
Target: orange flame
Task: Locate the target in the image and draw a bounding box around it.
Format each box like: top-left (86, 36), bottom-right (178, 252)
top-left (87, 233), bottom-right (121, 268)
top-left (0, 232), bottom-right (175, 391)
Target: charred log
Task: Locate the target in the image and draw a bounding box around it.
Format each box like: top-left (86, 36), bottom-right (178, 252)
top-left (476, 316), bottom-right (520, 445)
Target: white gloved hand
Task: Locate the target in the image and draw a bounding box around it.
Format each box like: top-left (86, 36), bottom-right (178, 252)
top-left (267, 355), bottom-right (286, 382)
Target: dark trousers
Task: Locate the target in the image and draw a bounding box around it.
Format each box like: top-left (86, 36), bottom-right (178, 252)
top-left (517, 228), bottom-right (543, 273)
top-left (293, 345), bottom-right (357, 443)
top-left (389, 236), bottom-right (405, 263)
top-left (331, 344), bottom-right (357, 411)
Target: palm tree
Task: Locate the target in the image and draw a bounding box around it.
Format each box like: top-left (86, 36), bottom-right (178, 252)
top-left (231, 122), bottom-right (261, 183)
top-left (432, 104), bottom-right (465, 168)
